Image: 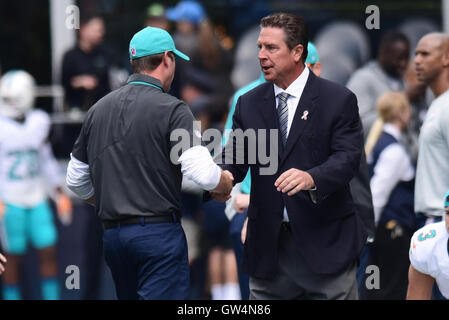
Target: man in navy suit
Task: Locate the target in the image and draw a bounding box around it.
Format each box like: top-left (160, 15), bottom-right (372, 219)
top-left (213, 13), bottom-right (367, 299)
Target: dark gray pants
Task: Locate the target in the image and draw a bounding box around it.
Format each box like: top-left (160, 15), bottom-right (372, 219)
top-left (250, 223), bottom-right (358, 300)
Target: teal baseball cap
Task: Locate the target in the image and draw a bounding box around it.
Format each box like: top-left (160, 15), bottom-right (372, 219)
top-left (306, 42), bottom-right (320, 65)
top-left (129, 26), bottom-right (190, 61)
top-left (444, 190), bottom-right (449, 208)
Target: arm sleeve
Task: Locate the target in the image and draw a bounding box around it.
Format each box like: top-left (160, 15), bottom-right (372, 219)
top-left (179, 146), bottom-right (221, 191)
top-left (66, 154), bottom-right (94, 200)
top-left (409, 230), bottom-right (430, 275)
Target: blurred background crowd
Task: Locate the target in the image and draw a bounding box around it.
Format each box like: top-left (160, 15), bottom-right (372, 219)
top-left (0, 0), bottom-right (447, 300)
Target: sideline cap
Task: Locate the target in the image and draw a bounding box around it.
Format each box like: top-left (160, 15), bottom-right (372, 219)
top-left (147, 3), bottom-right (165, 18)
top-left (166, 0), bottom-right (205, 25)
top-left (306, 42), bottom-right (320, 65)
top-left (444, 190), bottom-right (449, 208)
top-left (129, 26), bottom-right (190, 61)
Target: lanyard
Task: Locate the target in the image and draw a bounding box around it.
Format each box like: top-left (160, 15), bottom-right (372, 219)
top-left (128, 81), bottom-right (164, 92)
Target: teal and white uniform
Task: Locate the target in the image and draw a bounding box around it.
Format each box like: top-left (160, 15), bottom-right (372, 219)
top-left (0, 110), bottom-right (59, 254)
top-left (409, 221), bottom-right (449, 298)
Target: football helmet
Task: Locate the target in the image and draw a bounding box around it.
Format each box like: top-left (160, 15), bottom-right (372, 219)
top-left (0, 70), bottom-right (36, 118)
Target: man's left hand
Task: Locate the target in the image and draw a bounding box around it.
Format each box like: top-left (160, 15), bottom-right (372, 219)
top-left (275, 169), bottom-right (315, 196)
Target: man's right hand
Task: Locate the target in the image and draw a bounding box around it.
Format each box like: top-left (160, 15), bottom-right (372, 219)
top-left (210, 170), bottom-right (234, 202)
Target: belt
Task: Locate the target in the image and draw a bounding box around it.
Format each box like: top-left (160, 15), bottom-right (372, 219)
top-left (103, 215), bottom-right (180, 230)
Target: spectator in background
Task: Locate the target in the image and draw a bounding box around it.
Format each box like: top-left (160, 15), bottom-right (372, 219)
top-left (178, 68), bottom-right (215, 298)
top-left (166, 0), bottom-right (205, 59)
top-left (60, 14), bottom-right (112, 300)
top-left (304, 43), bottom-right (321, 76)
top-left (62, 15), bottom-right (111, 111)
top-left (414, 33), bottom-right (449, 226)
top-left (167, 0), bottom-right (234, 105)
top-left (199, 95), bottom-right (240, 300)
top-left (346, 31), bottom-right (412, 138)
top-left (193, 18), bottom-right (234, 101)
top-left (413, 32), bottom-right (449, 301)
top-left (180, 66), bottom-right (215, 106)
top-left (166, 0), bottom-right (206, 98)
top-left (0, 70), bottom-right (73, 300)
top-left (179, 67), bottom-right (239, 300)
top-left (364, 92), bottom-right (416, 299)
top-left (144, 3), bottom-right (170, 31)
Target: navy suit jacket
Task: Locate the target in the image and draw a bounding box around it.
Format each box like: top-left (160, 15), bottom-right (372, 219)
top-left (221, 71), bottom-right (367, 278)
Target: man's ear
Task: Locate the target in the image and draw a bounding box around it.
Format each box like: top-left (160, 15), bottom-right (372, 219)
top-left (442, 51), bottom-right (449, 68)
top-left (162, 51), bottom-right (170, 66)
top-left (293, 44), bottom-right (304, 63)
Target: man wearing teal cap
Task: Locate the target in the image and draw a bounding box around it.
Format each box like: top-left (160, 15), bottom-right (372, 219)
top-left (66, 26), bottom-right (234, 300)
top-left (305, 42), bottom-right (321, 77)
top-left (129, 26), bottom-right (190, 63)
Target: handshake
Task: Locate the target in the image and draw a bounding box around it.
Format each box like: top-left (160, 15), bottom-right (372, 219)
top-left (210, 169), bottom-right (234, 202)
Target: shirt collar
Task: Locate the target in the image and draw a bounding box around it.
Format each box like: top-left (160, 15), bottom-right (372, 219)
top-left (273, 67), bottom-right (310, 99)
top-left (127, 74), bottom-right (164, 91)
top-left (383, 123), bottom-right (402, 141)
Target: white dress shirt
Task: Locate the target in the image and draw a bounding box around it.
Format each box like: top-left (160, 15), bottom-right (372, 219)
top-left (369, 123), bottom-right (415, 225)
top-left (273, 67), bottom-right (310, 137)
top-left (273, 67), bottom-right (310, 221)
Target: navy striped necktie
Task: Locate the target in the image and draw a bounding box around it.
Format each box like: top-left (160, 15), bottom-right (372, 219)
top-left (277, 92), bottom-right (290, 146)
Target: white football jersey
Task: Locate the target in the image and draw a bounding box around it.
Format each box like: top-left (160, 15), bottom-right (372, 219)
top-left (0, 110), bottom-right (60, 207)
top-left (409, 221), bottom-right (449, 298)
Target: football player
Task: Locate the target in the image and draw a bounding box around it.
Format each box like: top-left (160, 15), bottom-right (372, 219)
top-left (0, 70), bottom-right (72, 300)
top-left (407, 190), bottom-right (449, 299)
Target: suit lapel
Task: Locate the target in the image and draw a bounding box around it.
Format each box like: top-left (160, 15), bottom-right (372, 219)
top-left (281, 71), bottom-right (319, 166)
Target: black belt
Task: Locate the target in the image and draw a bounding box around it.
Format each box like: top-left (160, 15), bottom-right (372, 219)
top-left (103, 215), bottom-right (180, 230)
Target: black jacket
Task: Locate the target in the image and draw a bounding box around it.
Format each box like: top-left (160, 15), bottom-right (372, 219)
top-left (222, 71), bottom-right (367, 277)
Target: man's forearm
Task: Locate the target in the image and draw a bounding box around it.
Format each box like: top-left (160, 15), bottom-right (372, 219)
top-left (66, 154), bottom-right (95, 201)
top-left (179, 146), bottom-right (222, 191)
